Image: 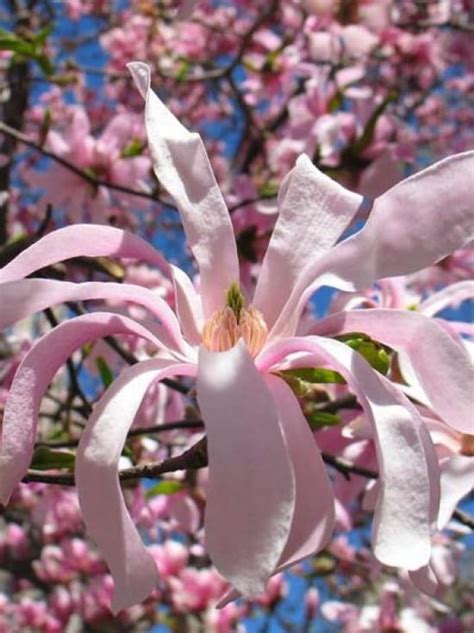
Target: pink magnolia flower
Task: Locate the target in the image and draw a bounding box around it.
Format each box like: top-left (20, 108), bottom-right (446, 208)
top-left (0, 63), bottom-right (473, 613)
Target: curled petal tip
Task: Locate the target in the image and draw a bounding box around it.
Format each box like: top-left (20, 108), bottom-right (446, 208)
top-left (127, 62), bottom-right (150, 99)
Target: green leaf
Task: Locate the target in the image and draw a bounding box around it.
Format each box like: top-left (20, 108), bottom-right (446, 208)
top-left (96, 356), bottom-right (114, 388)
top-left (32, 25), bottom-right (54, 46)
top-left (328, 90), bottom-right (343, 112)
top-left (120, 138), bottom-right (144, 158)
top-left (336, 332), bottom-right (390, 375)
top-left (279, 367), bottom-right (346, 399)
top-left (176, 60), bottom-right (190, 82)
top-left (0, 26), bottom-right (54, 76)
top-left (283, 367), bottom-right (346, 384)
top-left (305, 409), bottom-right (341, 429)
top-left (258, 181), bottom-right (279, 198)
top-left (30, 447), bottom-right (75, 471)
top-left (36, 54), bottom-right (54, 77)
top-left (145, 480), bottom-right (184, 498)
top-left (312, 552), bottom-right (337, 575)
top-left (0, 32), bottom-right (36, 57)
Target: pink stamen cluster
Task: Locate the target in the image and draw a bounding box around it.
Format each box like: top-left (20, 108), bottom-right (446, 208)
top-left (201, 305), bottom-right (268, 357)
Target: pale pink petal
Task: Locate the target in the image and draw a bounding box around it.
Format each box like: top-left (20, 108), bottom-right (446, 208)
top-left (419, 280), bottom-right (474, 317)
top-left (0, 224), bottom-right (170, 283)
top-left (437, 455), bottom-right (474, 529)
top-left (76, 358), bottom-right (195, 612)
top-left (197, 341), bottom-right (295, 596)
top-left (266, 375), bottom-right (335, 568)
top-left (0, 313), bottom-right (162, 505)
top-left (271, 152), bottom-right (474, 338)
top-left (0, 279), bottom-right (191, 357)
top-left (311, 309), bottom-right (473, 434)
top-left (217, 375), bottom-right (335, 609)
top-left (170, 264), bottom-right (203, 345)
top-left (258, 336), bottom-right (433, 570)
top-left (254, 154), bottom-right (362, 328)
top-left (128, 62), bottom-right (239, 317)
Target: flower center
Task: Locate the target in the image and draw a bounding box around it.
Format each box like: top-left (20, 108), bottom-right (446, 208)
top-left (201, 284), bottom-right (268, 357)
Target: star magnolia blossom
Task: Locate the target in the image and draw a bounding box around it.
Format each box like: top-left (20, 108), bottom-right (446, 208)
top-left (0, 62), bottom-right (473, 613)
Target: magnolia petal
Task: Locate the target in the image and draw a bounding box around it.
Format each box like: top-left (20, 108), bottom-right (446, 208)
top-left (266, 375), bottom-right (335, 568)
top-left (0, 313), bottom-right (162, 505)
top-left (170, 264), bottom-right (203, 345)
top-left (0, 224), bottom-right (169, 283)
top-left (311, 309), bottom-right (473, 434)
top-left (271, 151), bottom-right (474, 338)
top-left (254, 154), bottom-right (362, 328)
top-left (128, 62), bottom-right (239, 317)
top-left (437, 455), bottom-right (474, 530)
top-left (258, 336), bottom-right (433, 571)
top-left (217, 375), bottom-right (335, 609)
top-left (76, 359), bottom-right (195, 613)
top-left (197, 341), bottom-right (295, 596)
top-left (326, 150), bottom-right (474, 286)
top-left (0, 278), bottom-right (191, 357)
top-left (419, 280), bottom-right (474, 317)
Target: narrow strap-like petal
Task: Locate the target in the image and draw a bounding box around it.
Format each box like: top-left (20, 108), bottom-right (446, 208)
top-left (270, 151), bottom-right (474, 338)
top-left (0, 278), bottom-right (192, 358)
top-left (0, 313), bottom-right (163, 505)
top-left (216, 375), bottom-right (336, 609)
top-left (258, 336), bottom-right (434, 571)
top-left (170, 264), bottom-right (203, 345)
top-left (0, 224), bottom-right (202, 341)
top-left (0, 224), bottom-right (170, 283)
top-left (76, 359), bottom-right (195, 613)
top-left (128, 62), bottom-right (239, 317)
top-left (197, 341), bottom-right (295, 596)
top-left (254, 155), bottom-right (362, 328)
top-left (266, 375), bottom-right (335, 568)
top-left (311, 309), bottom-right (473, 434)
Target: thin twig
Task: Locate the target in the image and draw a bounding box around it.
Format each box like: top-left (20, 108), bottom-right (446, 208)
top-left (22, 437), bottom-right (208, 486)
top-left (453, 508), bottom-right (474, 530)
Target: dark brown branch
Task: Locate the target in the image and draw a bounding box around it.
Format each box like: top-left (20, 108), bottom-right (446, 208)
top-left (453, 508), bottom-right (474, 530)
top-left (22, 437), bottom-right (208, 487)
